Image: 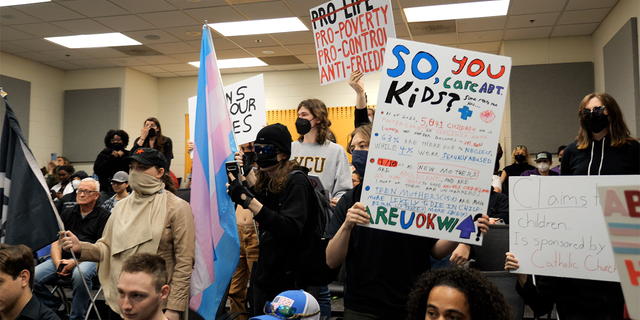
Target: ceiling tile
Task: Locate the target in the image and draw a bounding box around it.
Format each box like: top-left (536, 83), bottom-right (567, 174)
top-left (458, 30), bottom-right (504, 44)
top-left (94, 15), bottom-right (158, 32)
top-left (400, 0), bottom-right (454, 7)
top-left (149, 72), bottom-right (179, 78)
top-left (0, 7), bottom-right (43, 25)
top-left (12, 51), bottom-right (58, 62)
top-left (70, 59), bottom-right (116, 68)
top-left (156, 63), bottom-right (198, 72)
top-left (395, 23), bottom-right (410, 37)
top-left (245, 45), bottom-right (289, 56)
top-left (123, 30), bottom-right (182, 45)
top-left (0, 26), bottom-right (37, 41)
top-left (392, 7), bottom-right (404, 24)
top-left (51, 19), bottom-right (114, 34)
top-left (305, 62), bottom-right (318, 69)
top-left (215, 48), bottom-right (253, 59)
top-left (162, 25), bottom-right (206, 41)
top-left (58, 0), bottom-right (130, 17)
top-left (138, 10), bottom-right (202, 28)
top-left (107, 0), bottom-right (178, 14)
top-left (285, 43), bottom-right (316, 54)
top-left (558, 8), bottom-right (610, 25)
top-left (40, 49), bottom-right (94, 60)
top-left (132, 55), bottom-right (183, 64)
top-left (551, 23), bottom-right (599, 37)
top-left (11, 22), bottom-right (73, 38)
top-left (41, 60), bottom-right (84, 70)
top-left (184, 6), bottom-right (246, 24)
top-left (509, 0), bottom-right (566, 15)
top-left (226, 34), bottom-right (280, 48)
top-left (8, 38), bottom-right (66, 51)
top-left (74, 48), bottom-right (131, 58)
top-left (287, 0), bottom-right (331, 17)
top-left (147, 42), bottom-right (199, 55)
top-left (295, 54), bottom-right (318, 64)
top-left (412, 33), bottom-right (458, 45)
top-left (458, 41), bottom-right (502, 54)
top-left (508, 12), bottom-right (561, 28)
top-left (566, 0), bottom-right (619, 10)
top-left (131, 65), bottom-right (168, 73)
top-left (174, 70), bottom-right (199, 76)
top-left (271, 64), bottom-right (309, 71)
top-left (269, 31), bottom-right (315, 45)
top-left (457, 16), bottom-right (507, 33)
top-left (504, 26), bottom-right (553, 40)
top-left (12, 3), bottom-right (85, 22)
top-left (233, 1), bottom-right (296, 19)
top-left (212, 38), bottom-right (243, 50)
top-left (167, 52), bottom-right (200, 62)
top-left (101, 57), bottom-right (149, 66)
top-left (164, 0), bottom-right (228, 9)
top-left (0, 41), bottom-right (30, 53)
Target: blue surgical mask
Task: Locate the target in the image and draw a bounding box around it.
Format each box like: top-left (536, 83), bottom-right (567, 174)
top-left (351, 150), bottom-right (369, 177)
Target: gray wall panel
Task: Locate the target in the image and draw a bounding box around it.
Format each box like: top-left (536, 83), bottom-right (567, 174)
top-left (0, 75), bottom-right (31, 142)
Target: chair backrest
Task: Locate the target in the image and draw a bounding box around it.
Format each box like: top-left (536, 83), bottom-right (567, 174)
top-left (482, 270), bottom-right (525, 320)
top-left (474, 224), bottom-right (509, 271)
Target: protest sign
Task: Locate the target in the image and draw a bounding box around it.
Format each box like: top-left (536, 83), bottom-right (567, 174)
top-left (359, 38), bottom-right (511, 245)
top-left (598, 183), bottom-right (640, 319)
top-left (509, 175), bottom-right (640, 282)
top-left (224, 74), bottom-right (266, 145)
top-left (310, 0), bottom-right (395, 85)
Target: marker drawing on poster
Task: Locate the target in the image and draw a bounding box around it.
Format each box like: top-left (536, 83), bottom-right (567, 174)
top-left (509, 175), bottom-right (640, 282)
top-left (359, 38), bottom-right (512, 245)
top-left (224, 74), bottom-right (267, 145)
top-left (310, 0), bottom-right (395, 85)
top-left (598, 183), bottom-right (640, 319)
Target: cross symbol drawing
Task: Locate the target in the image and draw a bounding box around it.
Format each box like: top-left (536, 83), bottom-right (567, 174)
top-left (458, 105), bottom-right (473, 120)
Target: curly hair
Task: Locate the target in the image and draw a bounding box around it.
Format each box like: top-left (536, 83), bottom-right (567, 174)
top-left (576, 92), bottom-right (636, 149)
top-left (297, 99), bottom-right (332, 144)
top-left (407, 268), bottom-right (511, 320)
top-left (254, 160), bottom-right (302, 195)
top-left (103, 129), bottom-right (130, 149)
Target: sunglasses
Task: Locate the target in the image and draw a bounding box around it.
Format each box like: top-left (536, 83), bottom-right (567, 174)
top-left (263, 301), bottom-right (319, 319)
top-left (254, 145), bottom-right (278, 155)
top-left (583, 106), bottom-right (605, 116)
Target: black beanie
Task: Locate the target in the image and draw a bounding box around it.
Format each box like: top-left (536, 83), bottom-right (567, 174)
top-left (255, 123), bottom-right (292, 156)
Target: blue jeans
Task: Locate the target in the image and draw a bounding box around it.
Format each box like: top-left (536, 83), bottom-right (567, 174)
top-left (34, 259), bottom-right (97, 320)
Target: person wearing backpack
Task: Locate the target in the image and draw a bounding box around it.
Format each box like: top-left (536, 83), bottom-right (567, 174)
top-left (226, 124), bottom-right (316, 316)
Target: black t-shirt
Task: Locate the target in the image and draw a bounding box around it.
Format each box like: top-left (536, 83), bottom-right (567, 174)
top-left (15, 295), bottom-right (60, 320)
top-left (501, 162), bottom-right (535, 195)
top-left (326, 184), bottom-right (437, 318)
top-left (60, 203), bottom-right (110, 259)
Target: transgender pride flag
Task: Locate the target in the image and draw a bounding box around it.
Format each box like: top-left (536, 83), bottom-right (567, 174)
top-left (189, 24), bottom-right (240, 319)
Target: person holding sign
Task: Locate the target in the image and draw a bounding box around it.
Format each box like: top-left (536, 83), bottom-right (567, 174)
top-left (326, 124), bottom-right (490, 320)
top-left (506, 92), bottom-right (639, 319)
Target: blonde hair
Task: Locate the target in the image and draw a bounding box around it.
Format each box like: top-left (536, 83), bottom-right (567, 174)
top-left (510, 145), bottom-right (531, 165)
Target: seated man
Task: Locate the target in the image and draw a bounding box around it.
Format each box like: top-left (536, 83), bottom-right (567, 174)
top-left (102, 171), bottom-right (130, 212)
top-left (117, 253), bottom-right (170, 320)
top-left (521, 151), bottom-right (559, 176)
top-left (0, 243), bottom-right (60, 320)
top-left (34, 178), bottom-right (111, 320)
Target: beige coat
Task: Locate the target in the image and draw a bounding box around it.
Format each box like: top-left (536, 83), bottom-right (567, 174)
top-left (81, 191), bottom-right (195, 315)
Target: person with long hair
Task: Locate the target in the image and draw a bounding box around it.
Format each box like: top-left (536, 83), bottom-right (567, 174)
top-left (292, 99), bottom-right (352, 207)
top-left (325, 124), bottom-right (490, 320)
top-left (226, 124), bottom-right (316, 315)
top-left (506, 92), bottom-right (639, 319)
top-left (94, 129), bottom-right (130, 196)
top-left (131, 117), bottom-right (174, 170)
top-left (407, 268), bottom-right (511, 320)
top-left (61, 148), bottom-right (194, 320)
top-left (499, 145), bottom-right (534, 195)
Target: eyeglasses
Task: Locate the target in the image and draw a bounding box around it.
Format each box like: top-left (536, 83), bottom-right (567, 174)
top-left (110, 138), bottom-right (123, 143)
top-left (146, 123), bottom-right (158, 128)
top-left (263, 302), bottom-right (319, 319)
top-left (583, 106), bottom-right (605, 116)
top-left (77, 189), bottom-right (98, 195)
top-left (254, 145), bottom-right (278, 155)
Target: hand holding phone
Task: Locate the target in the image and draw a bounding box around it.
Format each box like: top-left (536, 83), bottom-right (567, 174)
top-left (56, 263), bottom-right (66, 273)
top-left (225, 161), bottom-right (242, 184)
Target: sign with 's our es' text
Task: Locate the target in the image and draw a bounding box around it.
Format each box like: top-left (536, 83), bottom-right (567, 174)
top-left (598, 184), bottom-right (640, 319)
top-left (360, 38), bottom-right (511, 245)
top-left (310, 0), bottom-right (395, 85)
top-left (224, 74), bottom-right (266, 145)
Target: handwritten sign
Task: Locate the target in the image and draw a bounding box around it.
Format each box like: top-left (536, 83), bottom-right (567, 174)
top-left (509, 176), bottom-right (640, 282)
top-left (598, 183), bottom-right (640, 319)
top-left (310, 0), bottom-right (395, 85)
top-left (224, 74), bottom-right (267, 145)
top-left (359, 38), bottom-right (511, 245)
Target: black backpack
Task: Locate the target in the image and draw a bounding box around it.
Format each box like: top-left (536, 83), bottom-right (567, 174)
top-left (290, 170), bottom-right (339, 287)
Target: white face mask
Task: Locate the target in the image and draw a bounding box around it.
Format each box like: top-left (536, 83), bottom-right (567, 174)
top-left (537, 162), bottom-right (550, 172)
top-left (72, 180), bottom-right (81, 190)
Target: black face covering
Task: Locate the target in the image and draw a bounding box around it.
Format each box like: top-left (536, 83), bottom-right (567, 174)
top-left (584, 114), bottom-right (609, 134)
top-left (148, 128), bottom-right (157, 138)
top-left (242, 152), bottom-right (256, 176)
top-left (111, 143), bottom-right (124, 151)
top-left (351, 150), bottom-right (368, 177)
top-left (515, 154), bottom-right (526, 163)
top-left (256, 153), bottom-right (280, 169)
top-left (295, 118), bottom-right (313, 135)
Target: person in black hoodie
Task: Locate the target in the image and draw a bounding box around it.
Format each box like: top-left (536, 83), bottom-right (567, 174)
top-left (226, 124), bottom-right (313, 315)
top-left (500, 145), bottom-right (535, 195)
top-left (506, 92), bottom-right (639, 320)
top-left (93, 129), bottom-right (130, 198)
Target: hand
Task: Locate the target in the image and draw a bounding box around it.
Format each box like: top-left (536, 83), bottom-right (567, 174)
top-left (505, 252), bottom-right (528, 286)
top-left (187, 141), bottom-right (194, 152)
top-left (140, 126), bottom-right (150, 140)
top-left (117, 150), bottom-right (125, 157)
top-left (111, 150), bottom-right (119, 157)
top-left (227, 174), bottom-right (252, 209)
top-left (476, 214), bottom-right (490, 235)
top-left (344, 202), bottom-right (370, 230)
top-left (330, 197), bottom-right (339, 208)
top-left (56, 191), bottom-right (63, 200)
top-left (60, 231), bottom-right (81, 254)
top-left (349, 70), bottom-right (365, 94)
top-left (48, 161), bottom-right (56, 171)
top-left (58, 259), bottom-right (76, 276)
top-left (489, 217), bottom-right (499, 225)
top-left (450, 244), bottom-right (471, 266)
top-left (164, 310), bottom-right (180, 320)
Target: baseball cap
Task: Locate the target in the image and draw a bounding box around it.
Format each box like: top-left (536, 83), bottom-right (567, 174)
top-left (255, 123), bottom-right (292, 157)
top-left (535, 151), bottom-right (552, 162)
top-left (110, 171), bottom-right (128, 183)
top-left (249, 290), bottom-right (320, 320)
top-left (124, 148), bottom-right (168, 171)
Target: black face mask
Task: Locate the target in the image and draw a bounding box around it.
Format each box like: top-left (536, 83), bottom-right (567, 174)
top-left (515, 154), bottom-right (526, 163)
top-left (111, 143), bottom-right (124, 151)
top-left (351, 150), bottom-right (368, 177)
top-left (584, 114), bottom-right (609, 134)
top-left (242, 152), bottom-right (256, 175)
top-left (256, 153), bottom-right (280, 169)
top-left (295, 118), bottom-right (313, 135)
top-left (148, 128), bottom-right (157, 138)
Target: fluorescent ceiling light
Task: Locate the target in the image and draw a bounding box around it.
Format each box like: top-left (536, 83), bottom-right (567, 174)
top-left (45, 33), bottom-right (141, 49)
top-left (189, 58), bottom-right (267, 69)
top-left (0, 0), bottom-right (50, 7)
top-left (404, 0), bottom-right (510, 22)
top-left (209, 17), bottom-right (308, 37)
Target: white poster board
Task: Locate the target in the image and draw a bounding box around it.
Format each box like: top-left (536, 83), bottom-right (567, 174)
top-left (598, 183), bottom-right (640, 319)
top-left (310, 0), bottom-right (395, 85)
top-left (360, 38), bottom-right (511, 245)
top-left (224, 74), bottom-right (266, 145)
top-left (509, 175), bottom-right (640, 282)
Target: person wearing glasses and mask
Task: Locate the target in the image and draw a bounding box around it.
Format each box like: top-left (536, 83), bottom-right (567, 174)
top-left (131, 117), bottom-right (174, 170)
top-left (226, 124), bottom-right (316, 315)
top-left (34, 178), bottom-right (110, 320)
top-left (506, 93), bottom-right (639, 319)
top-left (499, 145), bottom-right (534, 195)
top-left (94, 129), bottom-right (130, 197)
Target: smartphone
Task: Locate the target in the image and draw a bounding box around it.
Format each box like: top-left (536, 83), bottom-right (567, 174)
top-left (56, 263), bottom-right (65, 273)
top-left (225, 161), bottom-right (242, 184)
top-left (50, 153), bottom-right (57, 162)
